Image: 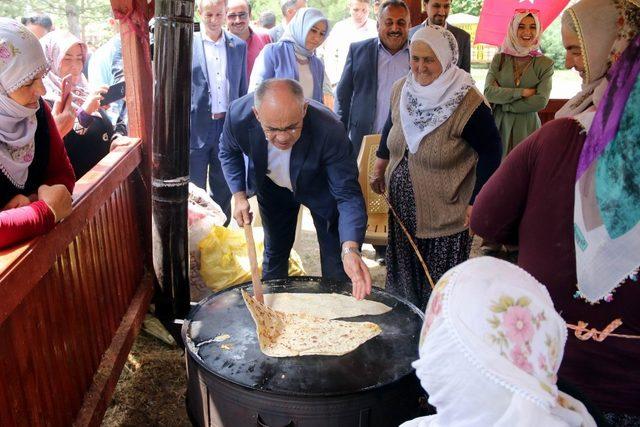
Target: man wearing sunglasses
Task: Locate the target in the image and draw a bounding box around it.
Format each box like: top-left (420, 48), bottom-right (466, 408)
top-left (226, 0), bottom-right (272, 76)
top-left (219, 78), bottom-right (372, 301)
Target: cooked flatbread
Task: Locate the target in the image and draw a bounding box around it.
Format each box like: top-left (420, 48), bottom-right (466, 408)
top-left (263, 292), bottom-right (392, 319)
top-left (242, 290), bottom-right (382, 357)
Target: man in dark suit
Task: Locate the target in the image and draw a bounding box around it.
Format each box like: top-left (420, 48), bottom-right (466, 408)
top-left (191, 0), bottom-right (248, 222)
top-left (268, 0), bottom-right (307, 42)
top-left (409, 0), bottom-right (471, 72)
top-left (335, 0), bottom-right (411, 155)
top-left (219, 79), bottom-right (372, 300)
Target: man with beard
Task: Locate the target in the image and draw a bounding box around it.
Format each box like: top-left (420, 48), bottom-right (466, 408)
top-left (334, 0), bottom-right (410, 264)
top-left (226, 0), bottom-right (272, 76)
top-left (409, 0), bottom-right (470, 71)
top-left (320, 0), bottom-right (378, 87)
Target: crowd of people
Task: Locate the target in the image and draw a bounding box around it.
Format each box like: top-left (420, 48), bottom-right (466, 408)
top-left (1, 0), bottom-right (639, 424)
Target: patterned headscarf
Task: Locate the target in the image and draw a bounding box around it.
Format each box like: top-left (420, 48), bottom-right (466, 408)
top-left (280, 7), bottom-right (330, 58)
top-left (401, 257), bottom-right (596, 427)
top-left (573, 24), bottom-right (640, 304)
top-left (500, 10), bottom-right (543, 57)
top-left (0, 18), bottom-right (48, 189)
top-left (554, 0), bottom-right (621, 128)
top-left (399, 26), bottom-right (475, 154)
top-left (40, 30), bottom-right (89, 111)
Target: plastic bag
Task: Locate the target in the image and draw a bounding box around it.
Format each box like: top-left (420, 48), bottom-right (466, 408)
top-left (199, 225), bottom-right (305, 292)
top-left (188, 183), bottom-right (227, 253)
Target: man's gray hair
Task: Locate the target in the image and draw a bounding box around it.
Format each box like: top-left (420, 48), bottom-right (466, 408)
top-left (255, 78), bottom-right (305, 109)
top-left (280, 0), bottom-right (299, 16)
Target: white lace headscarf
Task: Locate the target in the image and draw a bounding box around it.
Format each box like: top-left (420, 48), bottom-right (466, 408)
top-left (399, 25), bottom-right (475, 154)
top-left (401, 257), bottom-right (596, 427)
top-left (0, 18), bottom-right (48, 189)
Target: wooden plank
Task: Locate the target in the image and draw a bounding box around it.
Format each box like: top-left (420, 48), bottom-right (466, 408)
top-left (0, 143), bottom-right (141, 325)
top-left (73, 275), bottom-right (154, 427)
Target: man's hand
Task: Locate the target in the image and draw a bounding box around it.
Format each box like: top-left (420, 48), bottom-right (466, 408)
top-left (232, 191), bottom-right (253, 226)
top-left (38, 184), bottom-right (73, 222)
top-left (342, 242), bottom-right (372, 300)
top-left (522, 88), bottom-right (536, 98)
top-left (52, 95), bottom-right (75, 137)
top-left (2, 194), bottom-right (30, 211)
top-left (369, 158), bottom-right (389, 195)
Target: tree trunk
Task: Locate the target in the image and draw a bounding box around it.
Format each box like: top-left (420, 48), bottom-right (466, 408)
top-left (65, 0), bottom-right (81, 36)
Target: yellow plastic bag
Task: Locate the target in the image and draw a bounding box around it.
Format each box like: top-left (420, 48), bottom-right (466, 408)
top-left (199, 225), bottom-right (305, 292)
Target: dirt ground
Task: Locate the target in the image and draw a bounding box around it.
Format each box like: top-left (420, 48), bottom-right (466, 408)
top-left (102, 210), bottom-right (480, 426)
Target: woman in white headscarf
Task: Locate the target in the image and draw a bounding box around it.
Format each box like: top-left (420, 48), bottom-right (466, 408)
top-left (401, 257), bottom-right (597, 427)
top-left (249, 7), bottom-right (329, 102)
top-left (370, 26), bottom-right (502, 311)
top-left (472, 0), bottom-right (640, 421)
top-left (485, 10), bottom-right (554, 159)
top-left (0, 18), bottom-right (75, 248)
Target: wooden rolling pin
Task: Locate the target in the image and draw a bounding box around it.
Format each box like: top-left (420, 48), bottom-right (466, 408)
top-left (243, 224), bottom-right (264, 303)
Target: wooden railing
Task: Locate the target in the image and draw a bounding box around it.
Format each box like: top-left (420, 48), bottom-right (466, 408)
top-left (0, 140), bottom-right (153, 427)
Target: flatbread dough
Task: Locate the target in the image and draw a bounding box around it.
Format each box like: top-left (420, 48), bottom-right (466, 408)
top-left (263, 292), bottom-right (392, 319)
top-left (242, 290), bottom-right (382, 357)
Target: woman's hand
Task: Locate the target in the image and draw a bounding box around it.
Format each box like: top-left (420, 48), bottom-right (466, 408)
top-left (2, 194), bottom-right (31, 211)
top-left (521, 88), bottom-right (536, 98)
top-left (81, 86), bottom-right (108, 115)
top-left (52, 94), bottom-right (75, 137)
top-left (369, 158), bottom-right (389, 195)
top-left (38, 184), bottom-right (73, 222)
top-left (464, 205), bottom-right (475, 236)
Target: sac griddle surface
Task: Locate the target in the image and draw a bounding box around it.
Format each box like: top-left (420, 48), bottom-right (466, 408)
top-left (183, 277), bottom-right (424, 397)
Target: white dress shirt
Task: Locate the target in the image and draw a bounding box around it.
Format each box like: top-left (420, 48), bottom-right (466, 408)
top-left (266, 141), bottom-right (293, 191)
top-left (202, 31), bottom-right (229, 114)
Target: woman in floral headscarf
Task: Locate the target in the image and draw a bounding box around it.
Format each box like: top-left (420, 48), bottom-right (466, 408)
top-left (485, 10), bottom-right (554, 159)
top-left (249, 8), bottom-right (329, 102)
top-left (40, 30), bottom-right (113, 178)
top-left (472, 0), bottom-right (640, 421)
top-left (370, 26), bottom-right (502, 311)
top-left (0, 18), bottom-right (75, 248)
top-left (401, 257), bottom-right (598, 427)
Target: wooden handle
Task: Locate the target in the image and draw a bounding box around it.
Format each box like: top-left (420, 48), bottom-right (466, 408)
top-left (243, 224), bottom-right (264, 303)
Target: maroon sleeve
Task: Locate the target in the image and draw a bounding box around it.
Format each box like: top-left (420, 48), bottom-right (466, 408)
top-left (41, 102), bottom-right (76, 193)
top-left (470, 127), bottom-right (541, 245)
top-left (0, 201), bottom-right (55, 248)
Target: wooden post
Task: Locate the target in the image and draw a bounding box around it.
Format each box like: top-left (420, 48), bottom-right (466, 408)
top-left (151, 0), bottom-right (194, 321)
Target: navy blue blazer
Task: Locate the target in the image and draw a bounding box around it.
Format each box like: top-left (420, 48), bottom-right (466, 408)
top-left (190, 31), bottom-right (248, 149)
top-left (409, 23), bottom-right (471, 72)
top-left (219, 93), bottom-right (367, 244)
top-left (335, 37), bottom-right (382, 152)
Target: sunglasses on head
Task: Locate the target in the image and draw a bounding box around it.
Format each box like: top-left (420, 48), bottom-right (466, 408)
top-left (514, 8), bottom-right (540, 14)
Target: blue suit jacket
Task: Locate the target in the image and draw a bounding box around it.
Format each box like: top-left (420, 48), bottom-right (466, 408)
top-left (219, 93), bottom-right (367, 244)
top-left (190, 31), bottom-right (248, 149)
top-left (334, 37), bottom-right (381, 153)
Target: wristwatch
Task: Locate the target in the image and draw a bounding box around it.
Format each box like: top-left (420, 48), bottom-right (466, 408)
top-left (341, 247), bottom-right (362, 261)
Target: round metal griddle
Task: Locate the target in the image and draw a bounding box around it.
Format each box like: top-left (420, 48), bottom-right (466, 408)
top-left (183, 277), bottom-right (424, 397)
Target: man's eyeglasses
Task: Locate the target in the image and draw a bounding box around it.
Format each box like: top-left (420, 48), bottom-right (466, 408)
top-left (227, 12), bottom-right (248, 20)
top-left (262, 122), bottom-right (302, 136)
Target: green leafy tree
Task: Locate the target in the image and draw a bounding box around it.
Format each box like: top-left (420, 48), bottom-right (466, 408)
top-left (541, 17), bottom-right (566, 70)
top-left (451, 0), bottom-right (482, 16)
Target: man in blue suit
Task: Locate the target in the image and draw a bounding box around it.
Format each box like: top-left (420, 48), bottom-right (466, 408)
top-left (191, 0), bottom-right (248, 222)
top-left (219, 79), bottom-right (372, 300)
top-left (335, 0), bottom-right (411, 155)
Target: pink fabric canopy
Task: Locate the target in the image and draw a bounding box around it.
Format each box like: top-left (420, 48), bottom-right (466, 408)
top-left (475, 0), bottom-right (570, 46)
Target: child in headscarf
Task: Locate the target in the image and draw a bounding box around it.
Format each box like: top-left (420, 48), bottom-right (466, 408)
top-left (249, 8), bottom-right (330, 102)
top-left (402, 257), bottom-right (597, 427)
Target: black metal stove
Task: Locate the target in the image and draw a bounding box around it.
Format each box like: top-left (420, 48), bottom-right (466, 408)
top-left (183, 277), bottom-right (426, 427)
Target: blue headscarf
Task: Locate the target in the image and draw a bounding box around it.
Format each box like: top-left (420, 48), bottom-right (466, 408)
top-left (280, 7), bottom-right (330, 57)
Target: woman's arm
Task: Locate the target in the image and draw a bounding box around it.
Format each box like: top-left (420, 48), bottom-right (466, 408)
top-left (41, 102), bottom-right (76, 192)
top-left (0, 201), bottom-right (56, 248)
top-left (375, 111), bottom-right (393, 160)
top-left (462, 103), bottom-right (502, 203)
top-left (248, 46), bottom-right (273, 93)
top-left (484, 54), bottom-right (526, 105)
top-left (501, 60), bottom-right (554, 113)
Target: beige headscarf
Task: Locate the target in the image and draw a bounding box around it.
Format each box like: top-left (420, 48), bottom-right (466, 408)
top-left (554, 0), bottom-right (621, 129)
